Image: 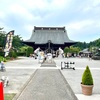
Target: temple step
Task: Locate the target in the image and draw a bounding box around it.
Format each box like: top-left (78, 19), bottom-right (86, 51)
top-left (40, 60), bottom-right (56, 67)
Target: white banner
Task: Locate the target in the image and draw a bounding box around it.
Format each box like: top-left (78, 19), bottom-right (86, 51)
top-left (4, 30), bottom-right (14, 57)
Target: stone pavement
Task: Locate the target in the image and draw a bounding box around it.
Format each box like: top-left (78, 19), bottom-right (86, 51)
top-left (55, 57), bottom-right (100, 100)
top-left (0, 57), bottom-right (100, 100)
top-left (15, 69), bottom-right (78, 100)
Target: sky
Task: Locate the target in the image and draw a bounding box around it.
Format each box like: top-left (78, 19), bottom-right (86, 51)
top-left (0, 0), bottom-right (100, 43)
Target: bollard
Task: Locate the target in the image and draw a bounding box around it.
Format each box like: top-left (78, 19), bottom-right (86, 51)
top-left (61, 62), bottom-right (63, 70)
top-left (0, 82), bottom-right (4, 100)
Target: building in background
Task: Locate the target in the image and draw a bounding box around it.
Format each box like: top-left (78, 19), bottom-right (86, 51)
top-left (23, 26), bottom-right (77, 53)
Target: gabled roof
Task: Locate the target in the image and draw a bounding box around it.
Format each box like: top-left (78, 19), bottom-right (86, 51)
top-left (24, 26), bottom-right (76, 44)
top-left (80, 48), bottom-right (91, 54)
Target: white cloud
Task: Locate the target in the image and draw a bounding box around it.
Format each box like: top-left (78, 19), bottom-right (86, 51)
top-left (8, 4), bottom-right (33, 20)
top-left (0, 0), bottom-right (100, 42)
top-left (65, 18), bottom-right (100, 42)
top-left (0, 11), bottom-right (5, 19)
top-left (21, 0), bottom-right (48, 10)
top-left (82, 0), bottom-right (100, 12)
top-left (24, 24), bottom-right (34, 34)
top-left (20, 0), bottom-right (70, 10)
top-left (66, 19), bottom-right (94, 30)
top-left (92, 0), bottom-right (100, 6)
top-left (50, 0), bottom-right (70, 10)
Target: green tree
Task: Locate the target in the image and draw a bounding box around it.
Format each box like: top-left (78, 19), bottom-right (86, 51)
top-left (64, 47), bottom-right (69, 57)
top-left (64, 47), bottom-right (69, 53)
top-left (64, 46), bottom-right (80, 55)
top-left (82, 66), bottom-right (93, 85)
top-left (96, 39), bottom-right (100, 47)
top-left (18, 46), bottom-right (29, 56)
top-left (26, 46), bottom-right (33, 57)
top-left (9, 50), bottom-right (17, 58)
top-left (70, 46), bottom-right (80, 54)
top-left (13, 35), bottom-right (24, 49)
top-left (0, 28), bottom-right (6, 48)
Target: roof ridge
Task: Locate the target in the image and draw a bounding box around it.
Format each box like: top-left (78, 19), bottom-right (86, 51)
top-left (34, 26), bottom-right (65, 31)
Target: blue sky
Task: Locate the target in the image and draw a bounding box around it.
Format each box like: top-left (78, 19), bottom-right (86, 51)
top-left (0, 0), bottom-right (100, 43)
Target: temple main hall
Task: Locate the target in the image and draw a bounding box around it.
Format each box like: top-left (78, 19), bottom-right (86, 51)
top-left (23, 26), bottom-right (77, 52)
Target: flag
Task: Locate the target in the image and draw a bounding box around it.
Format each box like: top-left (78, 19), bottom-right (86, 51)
top-left (4, 30), bottom-right (14, 57)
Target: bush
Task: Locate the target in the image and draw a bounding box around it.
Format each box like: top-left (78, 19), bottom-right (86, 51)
top-left (17, 52), bottom-right (26, 56)
top-left (26, 47), bottom-right (33, 57)
top-left (82, 66), bottom-right (93, 85)
top-left (0, 56), bottom-right (3, 62)
top-left (0, 56), bottom-right (7, 62)
top-left (6, 56), bottom-right (11, 60)
top-left (9, 50), bottom-right (17, 58)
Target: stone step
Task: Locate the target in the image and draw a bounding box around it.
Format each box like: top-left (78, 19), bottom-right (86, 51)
top-left (41, 61), bottom-right (56, 67)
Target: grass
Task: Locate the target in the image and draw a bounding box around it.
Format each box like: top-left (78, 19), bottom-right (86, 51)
top-left (4, 93), bottom-right (16, 100)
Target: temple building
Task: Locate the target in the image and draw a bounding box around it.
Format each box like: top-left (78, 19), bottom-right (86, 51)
top-left (23, 26), bottom-right (77, 52)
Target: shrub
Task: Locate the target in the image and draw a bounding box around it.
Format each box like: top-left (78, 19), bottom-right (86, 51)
top-left (0, 56), bottom-right (7, 62)
top-left (0, 56), bottom-right (3, 62)
top-left (6, 56), bottom-right (11, 60)
top-left (17, 52), bottom-right (26, 56)
top-left (26, 47), bottom-right (33, 57)
top-left (82, 66), bottom-right (93, 85)
top-left (9, 50), bottom-right (17, 58)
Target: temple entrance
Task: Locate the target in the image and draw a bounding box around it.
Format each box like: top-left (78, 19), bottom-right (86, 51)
top-left (45, 40), bottom-right (54, 54)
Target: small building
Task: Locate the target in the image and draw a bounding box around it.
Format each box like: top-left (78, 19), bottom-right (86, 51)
top-left (79, 48), bottom-right (92, 57)
top-left (23, 26), bottom-right (77, 52)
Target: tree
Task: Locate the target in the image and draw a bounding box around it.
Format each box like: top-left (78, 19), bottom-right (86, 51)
top-left (70, 46), bottom-right (80, 54)
top-left (82, 66), bottom-right (93, 85)
top-left (63, 46), bottom-right (80, 57)
top-left (64, 47), bottom-right (69, 57)
top-left (64, 47), bottom-right (69, 53)
top-left (13, 35), bottom-right (24, 49)
top-left (0, 28), bottom-right (6, 48)
top-left (96, 39), bottom-right (100, 47)
top-left (26, 46), bottom-right (33, 57)
top-left (73, 42), bottom-right (88, 50)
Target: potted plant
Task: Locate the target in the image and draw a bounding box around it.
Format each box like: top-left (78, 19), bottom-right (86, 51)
top-left (81, 65), bottom-right (94, 95)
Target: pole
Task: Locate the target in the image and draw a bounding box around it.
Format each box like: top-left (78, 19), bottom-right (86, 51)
top-left (0, 82), bottom-right (4, 100)
top-left (61, 62), bottom-right (63, 70)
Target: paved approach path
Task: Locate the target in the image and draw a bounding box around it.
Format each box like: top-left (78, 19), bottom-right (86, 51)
top-left (1, 57), bottom-right (100, 100)
top-left (15, 69), bottom-right (78, 100)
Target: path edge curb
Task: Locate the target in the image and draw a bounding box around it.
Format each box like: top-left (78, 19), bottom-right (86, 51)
top-left (58, 69), bottom-right (78, 100)
top-left (12, 69), bottom-right (38, 100)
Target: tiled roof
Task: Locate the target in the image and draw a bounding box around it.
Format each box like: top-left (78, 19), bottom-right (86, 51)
top-left (24, 26), bottom-right (76, 44)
